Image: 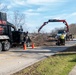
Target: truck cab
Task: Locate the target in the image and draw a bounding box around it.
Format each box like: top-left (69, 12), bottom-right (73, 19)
top-left (0, 12), bottom-right (28, 51)
top-left (57, 30), bottom-right (66, 38)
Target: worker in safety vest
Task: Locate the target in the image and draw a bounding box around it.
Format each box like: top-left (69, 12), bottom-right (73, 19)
top-left (60, 33), bottom-right (65, 45)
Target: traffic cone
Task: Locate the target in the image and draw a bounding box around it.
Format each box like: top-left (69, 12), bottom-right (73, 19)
top-left (23, 44), bottom-right (26, 50)
top-left (32, 43), bottom-right (34, 49)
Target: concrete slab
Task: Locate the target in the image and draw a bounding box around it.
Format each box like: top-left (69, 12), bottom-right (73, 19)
top-left (69, 66), bottom-right (76, 75)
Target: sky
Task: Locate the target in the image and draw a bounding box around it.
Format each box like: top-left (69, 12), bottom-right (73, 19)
top-left (0, 0), bottom-right (76, 32)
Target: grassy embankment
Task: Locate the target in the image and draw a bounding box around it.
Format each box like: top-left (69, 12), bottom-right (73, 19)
top-left (13, 46), bottom-right (76, 75)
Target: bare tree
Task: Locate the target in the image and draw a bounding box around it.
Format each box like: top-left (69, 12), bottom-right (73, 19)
top-left (12, 11), bottom-right (25, 30)
top-left (69, 24), bottom-right (76, 34)
top-left (0, 3), bottom-right (7, 12)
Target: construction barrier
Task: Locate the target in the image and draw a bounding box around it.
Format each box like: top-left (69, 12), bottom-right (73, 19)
top-left (23, 44), bottom-right (26, 50)
top-left (32, 43), bottom-right (34, 49)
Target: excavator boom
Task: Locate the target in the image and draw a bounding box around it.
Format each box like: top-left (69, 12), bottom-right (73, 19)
top-left (38, 19), bottom-right (69, 32)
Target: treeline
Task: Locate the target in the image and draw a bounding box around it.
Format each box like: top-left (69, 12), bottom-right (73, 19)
top-left (69, 24), bottom-right (76, 35)
top-left (50, 24), bottom-right (76, 36)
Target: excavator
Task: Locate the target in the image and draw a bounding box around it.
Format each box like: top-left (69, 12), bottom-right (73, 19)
top-left (38, 19), bottom-right (71, 45)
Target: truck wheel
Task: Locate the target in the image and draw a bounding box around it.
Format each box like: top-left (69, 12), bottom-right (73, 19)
top-left (0, 43), bottom-right (2, 51)
top-left (3, 41), bottom-right (10, 51)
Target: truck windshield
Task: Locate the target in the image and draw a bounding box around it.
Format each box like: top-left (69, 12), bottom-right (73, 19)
top-left (0, 25), bottom-right (8, 35)
top-left (58, 30), bottom-right (65, 34)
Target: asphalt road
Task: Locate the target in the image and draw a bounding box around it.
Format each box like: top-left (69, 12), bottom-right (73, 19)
top-left (0, 39), bottom-right (76, 75)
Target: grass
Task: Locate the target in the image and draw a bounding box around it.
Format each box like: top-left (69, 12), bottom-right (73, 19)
top-left (13, 52), bottom-right (76, 75)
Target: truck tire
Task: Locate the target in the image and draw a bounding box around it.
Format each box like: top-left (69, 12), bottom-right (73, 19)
top-left (0, 43), bottom-right (2, 51)
top-left (3, 41), bottom-right (10, 51)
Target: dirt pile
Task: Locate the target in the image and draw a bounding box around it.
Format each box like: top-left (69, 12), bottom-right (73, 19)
top-left (30, 33), bottom-right (56, 46)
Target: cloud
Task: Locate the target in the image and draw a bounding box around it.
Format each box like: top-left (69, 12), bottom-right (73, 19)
top-left (44, 12), bottom-right (76, 25)
top-left (25, 0), bottom-right (68, 14)
top-left (25, 12), bottom-right (40, 16)
top-left (66, 12), bottom-right (76, 18)
top-left (44, 14), bottom-right (66, 20)
top-left (7, 5), bottom-right (12, 9)
top-left (26, 0), bottom-right (66, 5)
top-left (44, 12), bottom-right (76, 19)
top-left (6, 0), bottom-right (66, 8)
top-left (2, 0), bottom-right (27, 9)
top-left (0, 3), bottom-right (6, 9)
top-left (23, 9), bottom-right (41, 17)
top-left (0, 0), bottom-right (67, 13)
top-left (36, 6), bottom-right (50, 12)
top-left (12, 0), bottom-right (25, 5)
top-left (0, 1), bottom-right (16, 10)
top-left (26, 9), bottom-right (36, 12)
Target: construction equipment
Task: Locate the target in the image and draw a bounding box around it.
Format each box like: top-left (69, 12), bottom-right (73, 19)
top-left (0, 12), bottom-right (30, 51)
top-left (38, 19), bottom-right (70, 45)
top-left (38, 19), bottom-right (69, 33)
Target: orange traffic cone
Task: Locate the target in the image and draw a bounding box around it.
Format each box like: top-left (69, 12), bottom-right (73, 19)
top-left (24, 44), bottom-right (26, 50)
top-left (32, 43), bottom-right (34, 49)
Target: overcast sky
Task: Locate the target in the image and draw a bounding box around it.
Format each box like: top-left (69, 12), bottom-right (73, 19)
top-left (0, 0), bottom-right (76, 32)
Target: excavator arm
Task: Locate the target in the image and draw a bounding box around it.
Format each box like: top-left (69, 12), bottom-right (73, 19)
top-left (38, 19), bottom-right (69, 32)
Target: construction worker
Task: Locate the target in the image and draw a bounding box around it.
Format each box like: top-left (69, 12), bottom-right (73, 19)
top-left (24, 31), bottom-right (31, 47)
top-left (60, 33), bottom-right (65, 45)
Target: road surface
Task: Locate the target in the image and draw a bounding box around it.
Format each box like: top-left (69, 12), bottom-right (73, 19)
top-left (0, 40), bottom-right (76, 75)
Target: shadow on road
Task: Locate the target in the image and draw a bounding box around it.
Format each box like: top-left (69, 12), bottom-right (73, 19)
top-left (11, 46), bottom-right (69, 54)
top-left (61, 45), bottom-right (76, 52)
